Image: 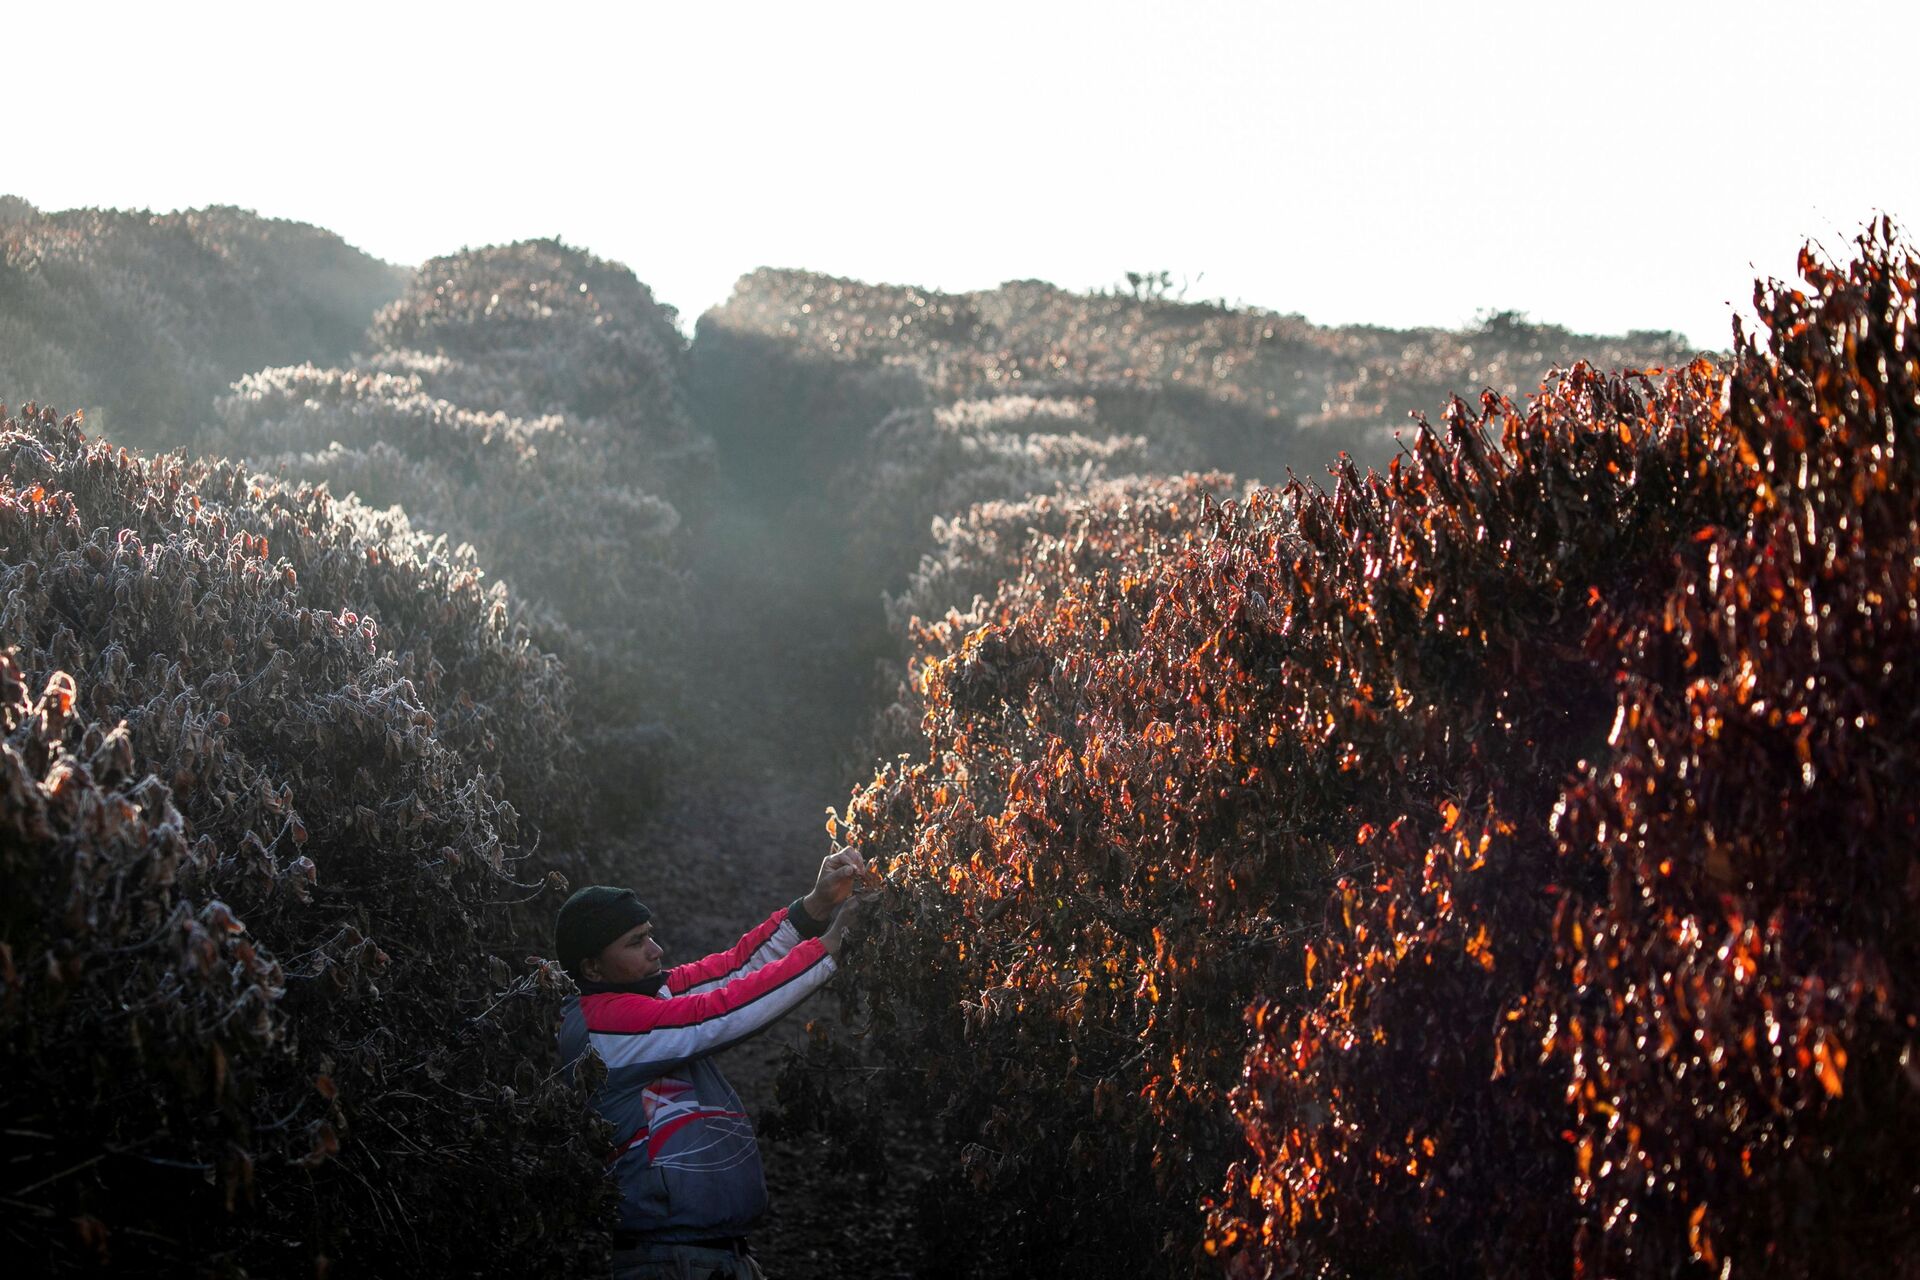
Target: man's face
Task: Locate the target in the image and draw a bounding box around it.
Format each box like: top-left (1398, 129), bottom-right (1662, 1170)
top-left (586, 921), bottom-right (663, 985)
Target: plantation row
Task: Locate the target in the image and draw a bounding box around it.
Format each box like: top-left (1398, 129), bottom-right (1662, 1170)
top-left (792, 223), bottom-right (1920, 1277)
top-left (0, 226), bottom-right (747, 1274)
top-left (692, 266), bottom-right (1695, 504)
top-left (0, 199), bottom-right (405, 453)
top-left (210, 240), bottom-right (714, 795)
top-left (0, 405), bottom-right (611, 1274)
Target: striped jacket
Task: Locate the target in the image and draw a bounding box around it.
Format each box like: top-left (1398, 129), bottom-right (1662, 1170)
top-left (556, 899), bottom-right (836, 1240)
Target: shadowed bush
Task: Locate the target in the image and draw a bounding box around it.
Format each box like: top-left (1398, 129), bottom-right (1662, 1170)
top-left (209, 362), bottom-right (688, 734)
top-left (366, 238), bottom-right (693, 435)
top-left (0, 404), bottom-right (611, 1277)
top-left (824, 395), bottom-right (1156, 599)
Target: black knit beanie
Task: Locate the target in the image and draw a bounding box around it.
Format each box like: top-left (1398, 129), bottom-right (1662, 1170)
top-left (554, 885), bottom-right (653, 981)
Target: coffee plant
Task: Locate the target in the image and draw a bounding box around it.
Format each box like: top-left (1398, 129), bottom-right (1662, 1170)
top-left (825, 394), bottom-right (1156, 598)
top-left (0, 404), bottom-right (610, 1276)
top-left (796, 472), bottom-right (1301, 1274)
top-left (210, 240), bottom-right (715, 802)
top-left (1210, 221), bottom-right (1920, 1280)
top-left (0, 202), bottom-right (405, 452)
top-left (692, 267), bottom-right (1698, 501)
top-left (794, 224), bottom-right (1917, 1278)
top-left (366, 239), bottom-right (703, 467)
top-left (859, 472), bottom-right (1245, 766)
top-left (210, 361), bottom-right (689, 735)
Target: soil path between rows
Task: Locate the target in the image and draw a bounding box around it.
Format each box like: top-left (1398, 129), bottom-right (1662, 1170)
top-left (601, 499), bottom-right (932, 1277)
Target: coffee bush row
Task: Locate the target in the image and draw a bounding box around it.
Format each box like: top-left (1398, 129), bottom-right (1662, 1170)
top-left (0, 202), bottom-right (404, 452)
top-left (0, 404), bottom-right (608, 1276)
top-left (824, 394), bottom-right (1156, 598)
top-left (800, 226), bottom-right (1916, 1277)
top-left (693, 268), bottom-right (1696, 499)
top-left (212, 239), bottom-right (714, 790)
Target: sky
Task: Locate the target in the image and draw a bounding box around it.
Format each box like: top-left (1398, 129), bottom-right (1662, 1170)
top-left (11, 0), bottom-right (1917, 348)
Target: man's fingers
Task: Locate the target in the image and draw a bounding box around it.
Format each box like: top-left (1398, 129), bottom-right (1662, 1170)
top-left (817, 849), bottom-right (868, 907)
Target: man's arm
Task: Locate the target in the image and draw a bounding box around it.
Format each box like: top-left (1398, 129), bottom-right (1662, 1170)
top-left (662, 901), bottom-right (823, 996)
top-left (662, 849), bottom-right (868, 995)
top-left (581, 901), bottom-right (858, 1071)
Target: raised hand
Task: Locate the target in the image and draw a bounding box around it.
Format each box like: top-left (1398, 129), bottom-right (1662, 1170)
top-left (804, 846), bottom-right (869, 920)
top-left (822, 894), bottom-right (862, 958)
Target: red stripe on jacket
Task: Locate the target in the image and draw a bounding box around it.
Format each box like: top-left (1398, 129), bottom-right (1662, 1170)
top-left (660, 908), bottom-right (793, 995)
top-left (582, 937), bottom-right (829, 1034)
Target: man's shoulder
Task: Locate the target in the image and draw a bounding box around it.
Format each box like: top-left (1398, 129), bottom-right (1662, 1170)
top-left (577, 988), bottom-right (669, 1035)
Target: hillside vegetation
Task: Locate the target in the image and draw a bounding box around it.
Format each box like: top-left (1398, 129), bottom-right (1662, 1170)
top-left (0, 200), bottom-right (406, 451)
top-left (209, 241), bottom-right (711, 795)
top-left (6, 198), bottom-right (1909, 1280)
top-left (693, 267), bottom-right (1695, 505)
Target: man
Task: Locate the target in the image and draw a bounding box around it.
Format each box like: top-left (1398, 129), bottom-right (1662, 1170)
top-left (554, 848), bottom-right (866, 1279)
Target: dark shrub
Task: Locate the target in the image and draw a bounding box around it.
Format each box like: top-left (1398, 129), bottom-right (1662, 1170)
top-left (0, 404), bottom-right (610, 1277)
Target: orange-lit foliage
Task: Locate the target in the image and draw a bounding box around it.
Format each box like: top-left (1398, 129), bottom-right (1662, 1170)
top-left (1529, 225), bottom-right (1920, 1275)
top-left (1217, 222), bottom-right (1920, 1279)
top-left (1201, 370), bottom-right (1741, 1276)
top-left (812, 225), bottom-right (1916, 1277)
top-left (862, 473), bottom-right (1244, 765)
top-left (819, 477), bottom-right (1322, 1274)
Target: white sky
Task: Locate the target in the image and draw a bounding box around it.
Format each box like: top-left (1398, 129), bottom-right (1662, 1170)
top-left (11, 0), bottom-right (1917, 348)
